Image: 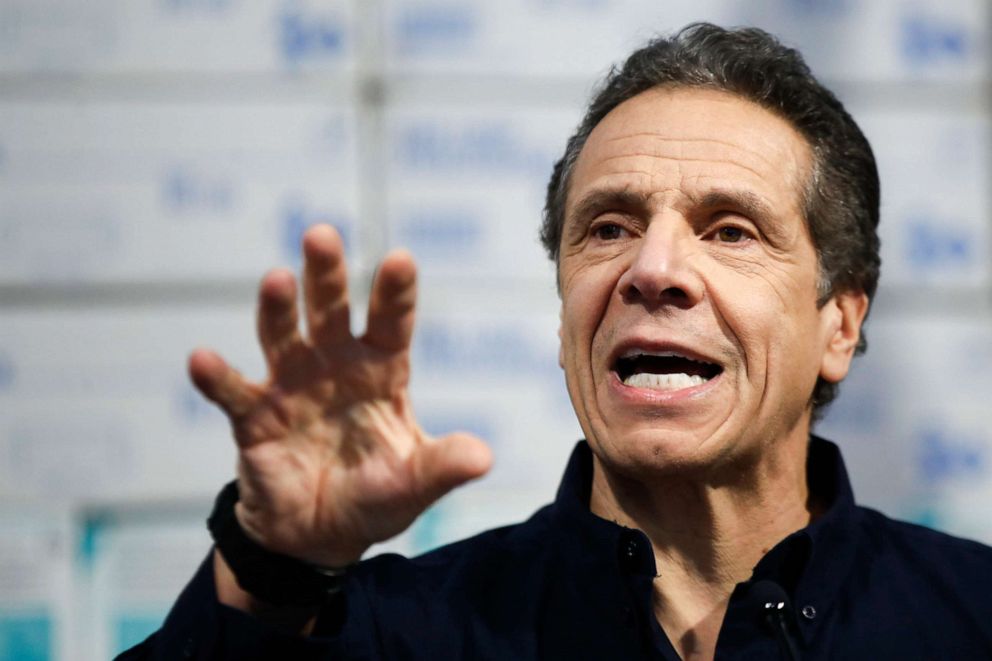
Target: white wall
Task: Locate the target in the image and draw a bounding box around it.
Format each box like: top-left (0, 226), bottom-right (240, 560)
top-left (0, 1), bottom-right (989, 658)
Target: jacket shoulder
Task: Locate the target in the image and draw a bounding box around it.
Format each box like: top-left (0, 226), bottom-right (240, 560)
top-left (854, 505), bottom-right (992, 604)
top-left (857, 506), bottom-right (992, 563)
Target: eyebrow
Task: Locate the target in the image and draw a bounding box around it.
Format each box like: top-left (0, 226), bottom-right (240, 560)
top-left (569, 189), bottom-right (652, 224)
top-left (569, 187), bottom-right (776, 225)
top-left (695, 189), bottom-right (776, 223)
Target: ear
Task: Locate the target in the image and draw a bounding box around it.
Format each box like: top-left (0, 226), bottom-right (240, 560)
top-left (557, 307), bottom-right (565, 369)
top-left (819, 290), bottom-right (869, 383)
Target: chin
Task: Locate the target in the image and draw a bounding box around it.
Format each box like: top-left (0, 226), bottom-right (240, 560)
top-left (590, 426), bottom-right (734, 480)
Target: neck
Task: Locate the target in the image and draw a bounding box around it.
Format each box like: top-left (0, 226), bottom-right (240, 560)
top-left (589, 433), bottom-right (814, 660)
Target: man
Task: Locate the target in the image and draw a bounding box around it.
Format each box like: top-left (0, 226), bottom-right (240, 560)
top-left (122, 24), bottom-right (992, 660)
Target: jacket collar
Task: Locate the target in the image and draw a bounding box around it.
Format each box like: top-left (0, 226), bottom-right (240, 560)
top-left (547, 436), bottom-right (860, 641)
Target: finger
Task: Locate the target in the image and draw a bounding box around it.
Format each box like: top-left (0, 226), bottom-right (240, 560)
top-left (302, 224), bottom-right (352, 349)
top-left (256, 268), bottom-right (303, 370)
top-left (364, 249), bottom-right (417, 352)
top-left (415, 432), bottom-right (493, 505)
top-left (188, 348), bottom-right (259, 420)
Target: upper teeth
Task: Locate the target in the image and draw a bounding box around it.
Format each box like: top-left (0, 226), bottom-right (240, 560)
top-left (624, 373), bottom-right (708, 390)
top-left (617, 349), bottom-right (716, 391)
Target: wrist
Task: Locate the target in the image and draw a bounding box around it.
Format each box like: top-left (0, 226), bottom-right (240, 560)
top-left (207, 480), bottom-right (355, 608)
top-left (232, 501), bottom-right (365, 569)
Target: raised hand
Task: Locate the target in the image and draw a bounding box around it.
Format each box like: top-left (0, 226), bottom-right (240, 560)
top-left (189, 224), bottom-right (492, 568)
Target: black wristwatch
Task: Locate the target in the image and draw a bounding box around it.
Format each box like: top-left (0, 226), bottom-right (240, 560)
top-left (207, 481), bottom-right (352, 608)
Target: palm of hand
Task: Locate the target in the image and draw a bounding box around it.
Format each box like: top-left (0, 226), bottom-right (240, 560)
top-left (190, 225), bottom-right (491, 567)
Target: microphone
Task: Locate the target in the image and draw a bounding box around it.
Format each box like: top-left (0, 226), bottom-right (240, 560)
top-left (749, 579), bottom-right (802, 661)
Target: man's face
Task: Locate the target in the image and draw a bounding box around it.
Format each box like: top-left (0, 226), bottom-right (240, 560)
top-left (558, 86), bottom-right (862, 478)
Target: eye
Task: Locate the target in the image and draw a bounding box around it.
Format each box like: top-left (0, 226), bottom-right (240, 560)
top-left (716, 226), bottom-right (746, 243)
top-left (593, 223), bottom-right (625, 241)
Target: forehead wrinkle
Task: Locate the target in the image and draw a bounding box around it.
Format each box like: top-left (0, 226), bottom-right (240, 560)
top-left (596, 151), bottom-right (772, 184)
top-left (600, 133), bottom-right (782, 172)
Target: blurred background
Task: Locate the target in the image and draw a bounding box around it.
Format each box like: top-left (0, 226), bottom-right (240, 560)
top-left (0, 0), bottom-right (989, 658)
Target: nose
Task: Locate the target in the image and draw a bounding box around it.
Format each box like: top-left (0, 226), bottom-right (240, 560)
top-left (617, 221), bottom-right (704, 307)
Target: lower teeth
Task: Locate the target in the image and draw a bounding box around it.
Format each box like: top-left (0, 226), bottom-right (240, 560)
top-left (623, 373), bottom-right (707, 390)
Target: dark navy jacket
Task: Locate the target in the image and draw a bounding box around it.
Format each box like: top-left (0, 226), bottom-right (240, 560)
top-left (121, 438), bottom-right (992, 660)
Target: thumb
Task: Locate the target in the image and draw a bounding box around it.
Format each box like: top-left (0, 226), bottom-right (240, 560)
top-left (416, 432), bottom-right (493, 504)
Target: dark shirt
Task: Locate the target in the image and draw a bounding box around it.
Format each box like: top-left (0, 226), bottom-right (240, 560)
top-left (121, 437), bottom-right (992, 660)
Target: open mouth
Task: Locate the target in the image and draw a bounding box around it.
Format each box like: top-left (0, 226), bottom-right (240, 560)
top-left (613, 350), bottom-right (722, 391)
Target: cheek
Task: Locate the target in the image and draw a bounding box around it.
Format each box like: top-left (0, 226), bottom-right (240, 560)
top-left (559, 297), bottom-right (595, 371)
top-left (756, 302), bottom-right (826, 393)
top-left (559, 264), bottom-right (622, 363)
top-left (707, 271), bottom-right (808, 376)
